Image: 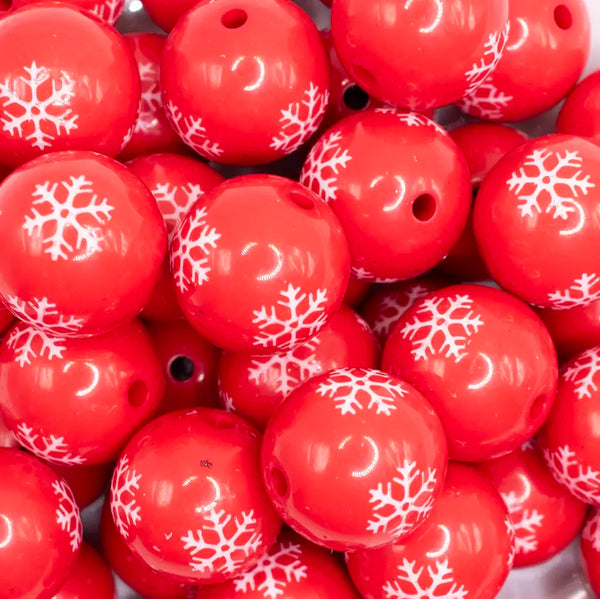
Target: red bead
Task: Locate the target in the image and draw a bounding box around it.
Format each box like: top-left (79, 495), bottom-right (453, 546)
top-left (11, 0), bottom-right (124, 24)
top-left (331, 0), bottom-right (509, 110)
top-left (161, 0), bottom-right (329, 164)
top-left (109, 408), bottom-right (281, 583)
top-left (0, 411), bottom-right (17, 448)
top-left (474, 135), bottom-right (600, 309)
top-left (261, 367), bottom-right (447, 550)
top-left (382, 284), bottom-right (558, 461)
top-left (0, 4), bottom-right (140, 168)
top-left (342, 274), bottom-right (371, 307)
top-left (142, 0), bottom-right (198, 31)
top-left (581, 508), bottom-right (600, 596)
top-left (460, 0), bottom-right (590, 122)
top-left (477, 442), bottom-right (587, 567)
top-left (51, 462), bottom-right (113, 510)
top-left (346, 463), bottom-right (513, 599)
top-left (0, 151), bottom-right (167, 336)
top-left (300, 110), bottom-right (471, 281)
top-left (218, 305), bottom-right (379, 429)
top-left (557, 69), bottom-right (600, 146)
top-left (0, 448), bottom-right (82, 599)
top-left (170, 174), bottom-right (350, 352)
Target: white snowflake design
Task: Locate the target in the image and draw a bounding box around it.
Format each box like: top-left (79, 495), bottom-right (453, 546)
top-left (316, 368), bottom-right (404, 416)
top-left (543, 445), bottom-right (600, 504)
top-left (110, 455), bottom-right (142, 540)
top-left (564, 347), bottom-right (600, 400)
top-left (507, 149), bottom-right (594, 221)
top-left (350, 266), bottom-right (400, 283)
top-left (383, 558), bottom-right (467, 599)
top-left (374, 107), bottom-right (447, 135)
top-left (166, 101), bottom-right (223, 160)
top-left (270, 83), bottom-right (329, 154)
top-left (400, 294), bottom-right (484, 362)
top-left (134, 61), bottom-right (162, 135)
top-left (299, 130), bottom-right (351, 204)
top-left (90, 0), bottom-right (124, 24)
top-left (458, 81), bottom-right (513, 120)
top-left (151, 181), bottom-right (204, 236)
top-left (248, 338), bottom-right (322, 397)
top-left (582, 510), bottom-right (600, 553)
top-left (4, 295), bottom-right (83, 336)
top-left (368, 460), bottom-right (438, 537)
top-left (233, 540), bottom-right (307, 598)
top-left (23, 176), bottom-right (114, 261)
top-left (181, 508), bottom-right (262, 575)
top-left (15, 423), bottom-right (85, 465)
top-left (465, 25), bottom-right (510, 95)
top-left (502, 491), bottom-right (543, 555)
top-left (0, 61), bottom-right (78, 150)
top-left (547, 273), bottom-right (600, 310)
top-left (252, 284), bottom-right (329, 351)
top-left (6, 323), bottom-right (67, 367)
top-left (52, 479), bottom-right (82, 552)
top-left (169, 206), bottom-right (220, 293)
top-left (221, 390), bottom-right (236, 412)
top-left (506, 515), bottom-right (516, 570)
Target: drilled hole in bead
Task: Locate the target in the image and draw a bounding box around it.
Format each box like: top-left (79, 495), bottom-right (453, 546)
top-left (270, 467), bottom-right (289, 497)
top-left (128, 380), bottom-right (148, 407)
top-left (529, 395), bottom-right (547, 422)
top-left (412, 193), bottom-right (436, 221)
top-left (289, 191), bottom-right (314, 210)
top-left (343, 85), bottom-right (370, 111)
top-left (221, 8), bottom-right (247, 28)
top-left (554, 5), bottom-right (572, 29)
top-left (169, 356), bottom-right (195, 382)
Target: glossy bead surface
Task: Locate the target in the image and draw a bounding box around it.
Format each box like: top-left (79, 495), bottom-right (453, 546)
top-left (474, 135), bottom-right (600, 309)
top-left (0, 448), bottom-right (82, 599)
top-left (161, 0), bottom-right (329, 164)
top-left (12, 0), bottom-right (124, 24)
top-left (51, 462), bottom-right (112, 509)
top-left (170, 174), bottom-right (350, 352)
top-left (346, 463), bottom-right (513, 599)
top-left (581, 508), bottom-right (600, 596)
top-left (382, 284), bottom-right (558, 461)
top-left (557, 70), bottom-right (600, 147)
top-left (300, 110), bottom-right (471, 282)
top-left (0, 319), bottom-right (164, 465)
top-left (0, 4), bottom-right (140, 168)
top-left (0, 411), bottom-right (16, 448)
top-left (0, 151), bottom-right (167, 336)
top-left (261, 367), bottom-right (447, 551)
top-left (331, 0), bottom-right (509, 110)
top-left (142, 0), bottom-right (198, 31)
top-left (109, 408), bottom-right (281, 583)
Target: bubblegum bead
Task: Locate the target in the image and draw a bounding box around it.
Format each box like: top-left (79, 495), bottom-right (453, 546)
top-left (11, 0), bottom-right (125, 24)
top-left (51, 462), bottom-right (113, 510)
top-left (557, 69), bottom-right (600, 146)
top-left (142, 0), bottom-right (198, 31)
top-left (581, 508), bottom-right (600, 596)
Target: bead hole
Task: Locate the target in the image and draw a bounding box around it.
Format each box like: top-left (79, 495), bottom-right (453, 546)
top-left (412, 193), bottom-right (436, 221)
top-left (128, 380), bottom-right (148, 407)
top-left (554, 5), bottom-right (572, 29)
top-left (169, 356), bottom-right (195, 382)
top-left (221, 8), bottom-right (247, 28)
top-left (289, 191), bottom-right (315, 210)
top-left (529, 395), bottom-right (547, 422)
top-left (270, 467), bottom-right (289, 497)
top-left (343, 85), bottom-right (370, 111)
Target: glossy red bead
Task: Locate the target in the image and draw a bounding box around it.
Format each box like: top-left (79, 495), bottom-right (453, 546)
top-left (346, 463), bottom-right (513, 599)
top-left (474, 135), bottom-right (600, 309)
top-left (343, 275), bottom-right (371, 307)
top-left (261, 367), bottom-right (448, 550)
top-left (0, 151), bottom-right (167, 336)
top-left (0, 448), bottom-right (82, 599)
top-left (0, 411), bottom-right (16, 448)
top-left (557, 69), bottom-right (600, 146)
top-left (12, 0), bottom-right (124, 24)
top-left (142, 0), bottom-right (198, 31)
top-left (170, 174), bottom-right (350, 352)
top-left (0, 4), bottom-right (140, 168)
top-left (331, 0), bottom-right (509, 111)
top-left (109, 408), bottom-right (281, 583)
top-left (382, 284), bottom-right (558, 461)
top-left (51, 462), bottom-right (113, 510)
top-left (581, 508), bottom-right (600, 596)
top-left (300, 110), bottom-right (471, 282)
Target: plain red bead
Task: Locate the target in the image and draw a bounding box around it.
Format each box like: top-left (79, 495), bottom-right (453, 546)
top-left (382, 284), bottom-right (558, 461)
top-left (474, 135), bottom-right (600, 309)
top-left (0, 4), bottom-right (140, 168)
top-left (342, 275), bottom-right (371, 307)
top-left (300, 110), bottom-right (471, 282)
top-left (346, 463), bottom-right (513, 599)
top-left (11, 0), bottom-right (124, 24)
top-left (331, 0), bottom-right (509, 111)
top-left (0, 411), bottom-right (16, 448)
top-left (581, 508), bottom-right (600, 596)
top-left (142, 0), bottom-right (198, 31)
top-left (161, 0), bottom-right (330, 164)
top-left (51, 462), bottom-right (113, 510)
top-left (460, 0), bottom-right (590, 122)
top-left (557, 69), bottom-right (600, 146)
top-left (261, 367), bottom-right (448, 550)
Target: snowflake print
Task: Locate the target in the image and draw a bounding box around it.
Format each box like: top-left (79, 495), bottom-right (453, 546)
top-left (548, 273), bottom-right (600, 310)
top-left (583, 510), bottom-right (600, 553)
top-left (270, 83), bottom-right (329, 154)
top-left (248, 338), bottom-right (322, 397)
top-left (166, 101), bottom-right (223, 159)
top-left (507, 149), bottom-right (595, 220)
top-left (316, 368), bottom-right (404, 416)
top-left (151, 181), bottom-right (204, 236)
top-left (383, 558), bottom-right (467, 599)
top-left (299, 130), bottom-right (351, 203)
top-left (233, 540), bottom-right (308, 598)
top-left (4, 296), bottom-right (83, 336)
top-left (110, 455), bottom-right (142, 540)
top-left (458, 81), bottom-right (513, 120)
top-left (134, 61), bottom-right (162, 135)
top-left (170, 206), bottom-right (220, 293)
top-left (6, 324), bottom-right (67, 367)
top-left (501, 491), bottom-right (543, 555)
top-left (543, 445), bottom-right (600, 504)
top-left (53, 479), bottom-right (82, 552)
top-left (400, 294), bottom-right (484, 362)
top-left (90, 0), bottom-right (124, 25)
top-left (564, 347), bottom-right (600, 400)
top-left (15, 423), bottom-right (85, 465)
top-left (252, 284), bottom-right (329, 351)
top-left (221, 390), bottom-right (236, 413)
top-left (23, 176), bottom-right (114, 261)
top-left (351, 266), bottom-right (400, 283)
top-left (506, 515), bottom-right (516, 570)
top-left (181, 509), bottom-right (262, 575)
top-left (374, 107), bottom-right (447, 135)
top-left (0, 61), bottom-right (78, 150)
top-left (465, 25), bottom-right (510, 95)
top-left (367, 460), bottom-right (438, 537)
